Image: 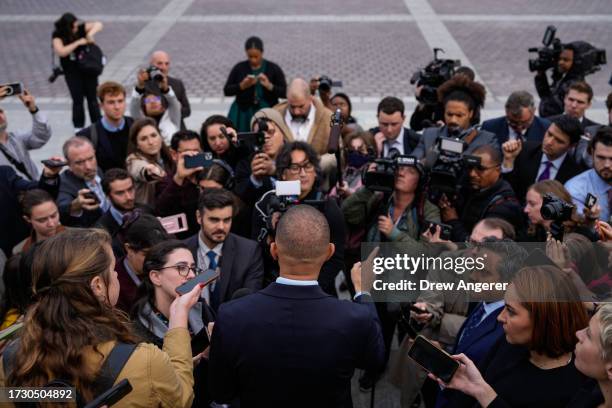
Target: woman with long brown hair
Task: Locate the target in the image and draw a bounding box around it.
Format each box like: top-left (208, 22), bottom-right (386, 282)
top-left (0, 228), bottom-right (202, 407)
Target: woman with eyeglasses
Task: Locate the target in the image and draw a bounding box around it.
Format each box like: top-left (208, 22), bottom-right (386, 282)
top-left (131, 239), bottom-right (215, 407)
top-left (0, 229), bottom-right (203, 407)
top-left (252, 141), bottom-right (346, 294)
top-left (130, 77), bottom-right (181, 145)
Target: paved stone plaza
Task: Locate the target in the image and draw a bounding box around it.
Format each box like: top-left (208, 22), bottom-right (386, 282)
top-left (1, 1), bottom-right (611, 406)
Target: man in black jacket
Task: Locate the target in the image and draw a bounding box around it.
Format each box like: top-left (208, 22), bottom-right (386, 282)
top-left (439, 145), bottom-right (525, 242)
top-left (501, 115), bottom-right (586, 203)
top-left (150, 50), bottom-right (191, 129)
top-left (209, 205), bottom-right (384, 407)
top-left (77, 82), bottom-right (134, 172)
top-left (370, 96), bottom-right (420, 158)
top-left (547, 81), bottom-right (600, 129)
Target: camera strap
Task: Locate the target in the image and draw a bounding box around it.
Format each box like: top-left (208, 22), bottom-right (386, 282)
top-left (0, 143), bottom-right (33, 180)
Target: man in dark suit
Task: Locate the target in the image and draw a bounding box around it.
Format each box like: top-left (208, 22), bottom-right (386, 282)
top-left (547, 80), bottom-right (600, 129)
top-left (184, 188), bottom-right (263, 311)
top-left (57, 136), bottom-right (108, 227)
top-left (501, 115), bottom-right (586, 203)
top-left (209, 205), bottom-right (385, 407)
top-left (370, 96), bottom-right (420, 158)
top-left (482, 91), bottom-right (550, 145)
top-left (150, 50), bottom-right (191, 129)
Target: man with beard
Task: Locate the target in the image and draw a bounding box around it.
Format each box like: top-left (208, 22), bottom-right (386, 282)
top-left (57, 136), bottom-right (108, 227)
top-left (438, 145), bottom-right (525, 242)
top-left (95, 168), bottom-right (143, 257)
top-left (565, 127), bottom-right (612, 222)
top-left (412, 76), bottom-right (498, 169)
top-left (184, 188), bottom-right (263, 311)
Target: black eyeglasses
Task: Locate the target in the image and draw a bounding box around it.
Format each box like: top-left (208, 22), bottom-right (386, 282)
top-left (158, 263), bottom-right (203, 277)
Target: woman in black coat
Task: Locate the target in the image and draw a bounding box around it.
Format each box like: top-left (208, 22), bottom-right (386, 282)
top-left (224, 36), bottom-right (287, 132)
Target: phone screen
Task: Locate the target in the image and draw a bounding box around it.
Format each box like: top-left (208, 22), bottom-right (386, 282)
top-left (175, 268), bottom-right (220, 296)
top-left (184, 153), bottom-right (213, 169)
top-left (408, 335), bottom-right (459, 383)
top-left (585, 193), bottom-right (597, 209)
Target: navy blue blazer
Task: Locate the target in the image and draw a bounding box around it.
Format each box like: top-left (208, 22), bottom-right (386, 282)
top-left (209, 283), bottom-right (385, 407)
top-left (184, 232), bottom-right (264, 311)
top-left (482, 115), bottom-right (550, 145)
top-left (57, 169), bottom-right (103, 227)
top-left (369, 126), bottom-right (421, 156)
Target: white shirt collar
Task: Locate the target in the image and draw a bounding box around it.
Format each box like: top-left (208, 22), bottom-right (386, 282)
top-left (483, 300), bottom-right (505, 316)
top-left (276, 276), bottom-right (319, 286)
top-left (198, 232), bottom-right (223, 255)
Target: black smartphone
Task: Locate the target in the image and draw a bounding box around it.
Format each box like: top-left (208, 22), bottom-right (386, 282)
top-left (1, 82), bottom-right (23, 97)
top-left (175, 268), bottom-right (220, 296)
top-left (83, 379), bottom-right (132, 408)
top-left (184, 152), bottom-right (213, 169)
top-left (83, 191), bottom-right (100, 203)
top-left (407, 335), bottom-right (460, 383)
top-left (426, 220), bottom-right (453, 241)
top-left (41, 159), bottom-right (68, 168)
top-left (585, 193), bottom-right (597, 209)
top-left (409, 304), bottom-right (429, 315)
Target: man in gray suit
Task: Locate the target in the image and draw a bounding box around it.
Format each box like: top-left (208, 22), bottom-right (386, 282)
top-left (184, 188), bottom-right (263, 311)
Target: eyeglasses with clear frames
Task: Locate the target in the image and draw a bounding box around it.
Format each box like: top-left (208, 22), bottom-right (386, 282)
top-left (287, 161), bottom-right (315, 175)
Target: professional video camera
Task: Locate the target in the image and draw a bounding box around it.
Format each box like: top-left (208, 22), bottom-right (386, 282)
top-left (364, 154), bottom-right (420, 194)
top-left (410, 48), bottom-right (461, 105)
top-left (318, 75), bottom-right (343, 92)
top-left (427, 137), bottom-right (468, 203)
top-left (540, 193), bottom-right (575, 241)
top-left (528, 26), bottom-right (607, 75)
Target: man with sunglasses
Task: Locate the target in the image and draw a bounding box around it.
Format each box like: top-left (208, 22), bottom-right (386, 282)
top-left (501, 115), bottom-right (586, 203)
top-left (438, 145), bottom-right (524, 242)
top-left (482, 91), bottom-right (550, 145)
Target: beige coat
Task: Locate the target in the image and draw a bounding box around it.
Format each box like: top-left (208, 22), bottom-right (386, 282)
top-left (273, 97), bottom-right (333, 156)
top-left (0, 328), bottom-right (194, 408)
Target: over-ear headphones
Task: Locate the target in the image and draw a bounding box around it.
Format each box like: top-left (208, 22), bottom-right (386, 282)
top-left (212, 159), bottom-right (236, 190)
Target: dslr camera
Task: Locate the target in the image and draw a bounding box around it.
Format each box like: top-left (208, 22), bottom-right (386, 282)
top-left (411, 48), bottom-right (460, 105)
top-left (48, 66), bottom-right (64, 83)
top-left (318, 75), bottom-right (343, 92)
top-left (540, 193), bottom-right (574, 241)
top-left (146, 66), bottom-right (164, 82)
top-left (427, 137), bottom-right (467, 203)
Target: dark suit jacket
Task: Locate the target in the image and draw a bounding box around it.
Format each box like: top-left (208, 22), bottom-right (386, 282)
top-left (209, 283), bottom-right (385, 407)
top-left (482, 115), bottom-right (550, 145)
top-left (168, 76), bottom-right (190, 128)
top-left (0, 166), bottom-right (60, 256)
top-left (57, 169), bottom-right (103, 228)
top-left (437, 305), bottom-right (505, 407)
top-left (184, 232), bottom-right (264, 310)
top-left (503, 140), bottom-right (586, 203)
top-left (368, 126), bottom-right (421, 157)
top-left (547, 113), bottom-right (601, 130)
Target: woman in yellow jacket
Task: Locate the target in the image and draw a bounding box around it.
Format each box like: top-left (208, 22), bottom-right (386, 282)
top-left (0, 228), bottom-right (202, 407)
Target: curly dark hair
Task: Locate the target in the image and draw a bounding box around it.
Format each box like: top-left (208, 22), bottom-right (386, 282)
top-left (437, 75), bottom-right (486, 117)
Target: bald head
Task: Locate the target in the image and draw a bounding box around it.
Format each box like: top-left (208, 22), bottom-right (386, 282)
top-left (287, 78), bottom-right (313, 121)
top-left (274, 205), bottom-right (333, 276)
top-left (150, 50), bottom-right (170, 75)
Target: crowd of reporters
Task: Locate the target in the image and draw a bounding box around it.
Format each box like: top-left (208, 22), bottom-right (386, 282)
top-left (0, 13), bottom-right (612, 408)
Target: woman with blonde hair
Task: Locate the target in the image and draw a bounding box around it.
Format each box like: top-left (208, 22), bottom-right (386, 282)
top-left (0, 228), bottom-right (203, 407)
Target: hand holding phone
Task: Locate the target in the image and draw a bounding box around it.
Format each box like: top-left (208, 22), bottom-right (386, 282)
top-left (158, 213), bottom-right (188, 234)
top-left (408, 335), bottom-right (460, 383)
top-left (183, 152), bottom-right (213, 169)
top-left (0, 82), bottom-right (23, 97)
top-left (175, 268), bottom-right (220, 296)
top-left (41, 159), bottom-right (68, 168)
top-left (585, 193), bottom-right (597, 209)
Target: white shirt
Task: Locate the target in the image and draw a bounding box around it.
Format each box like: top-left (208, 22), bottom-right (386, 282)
top-left (507, 125), bottom-right (524, 141)
top-left (197, 233), bottom-right (223, 304)
top-left (383, 127), bottom-right (405, 157)
top-left (285, 103), bottom-right (316, 142)
top-left (536, 152), bottom-right (567, 181)
top-left (276, 276), bottom-right (318, 286)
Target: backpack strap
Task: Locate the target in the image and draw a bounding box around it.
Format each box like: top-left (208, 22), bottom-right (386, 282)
top-left (94, 342), bottom-right (138, 394)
